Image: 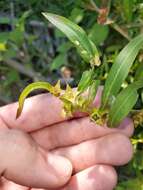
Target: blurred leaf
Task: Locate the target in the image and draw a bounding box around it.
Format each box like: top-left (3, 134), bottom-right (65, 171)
top-left (102, 34), bottom-right (143, 108)
top-left (42, 12), bottom-right (100, 65)
top-left (3, 49), bottom-right (17, 60)
top-left (69, 7), bottom-right (84, 23)
top-left (0, 17), bottom-right (17, 24)
top-left (4, 70), bottom-right (20, 86)
top-left (88, 23), bottom-right (109, 46)
top-left (133, 150), bottom-right (143, 170)
top-left (135, 62), bottom-right (143, 80)
top-left (0, 43), bottom-right (6, 51)
top-left (116, 177), bottom-right (143, 190)
top-left (50, 53), bottom-right (67, 70)
top-left (88, 80), bottom-right (100, 103)
top-left (0, 32), bottom-right (9, 43)
top-left (9, 29), bottom-right (24, 45)
top-left (122, 0), bottom-right (133, 22)
top-left (58, 42), bottom-right (72, 53)
top-left (77, 69), bottom-right (94, 93)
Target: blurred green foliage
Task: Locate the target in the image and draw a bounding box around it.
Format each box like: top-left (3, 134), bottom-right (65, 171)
top-left (0, 0), bottom-right (143, 189)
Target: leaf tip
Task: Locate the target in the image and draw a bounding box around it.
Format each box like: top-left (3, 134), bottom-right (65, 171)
top-left (16, 107), bottom-right (22, 119)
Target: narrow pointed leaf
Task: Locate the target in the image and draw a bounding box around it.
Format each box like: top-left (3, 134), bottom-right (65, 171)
top-left (88, 80), bottom-right (100, 103)
top-left (16, 81), bottom-right (61, 119)
top-left (42, 12), bottom-right (100, 65)
top-left (102, 34), bottom-right (143, 108)
top-left (108, 87), bottom-right (138, 127)
top-left (108, 79), bottom-right (143, 127)
top-left (77, 69), bottom-right (94, 93)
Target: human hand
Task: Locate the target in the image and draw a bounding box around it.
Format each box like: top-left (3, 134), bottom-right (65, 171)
top-left (0, 89), bottom-right (134, 190)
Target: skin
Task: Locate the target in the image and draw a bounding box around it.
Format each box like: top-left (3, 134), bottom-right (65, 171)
top-left (0, 89), bottom-right (134, 190)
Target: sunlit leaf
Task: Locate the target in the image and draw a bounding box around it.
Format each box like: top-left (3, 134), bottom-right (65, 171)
top-left (0, 43), bottom-right (6, 51)
top-left (42, 12), bottom-right (100, 65)
top-left (102, 34), bottom-right (143, 108)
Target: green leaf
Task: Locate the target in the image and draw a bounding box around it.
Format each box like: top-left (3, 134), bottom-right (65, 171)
top-left (0, 32), bottom-right (9, 43)
top-left (42, 12), bottom-right (100, 65)
top-left (135, 62), bottom-right (143, 81)
top-left (108, 86), bottom-right (138, 127)
top-left (122, 0), bottom-right (133, 22)
top-left (108, 79), bottom-right (143, 127)
top-left (58, 42), bottom-right (72, 53)
top-left (16, 81), bottom-right (61, 119)
top-left (88, 80), bottom-right (100, 103)
top-left (0, 43), bottom-right (6, 51)
top-left (116, 177), bottom-right (143, 190)
top-left (88, 23), bottom-right (109, 46)
top-left (50, 53), bottom-right (67, 70)
top-left (69, 7), bottom-right (84, 23)
top-left (133, 150), bottom-right (143, 170)
top-left (77, 69), bottom-right (94, 93)
top-left (102, 34), bottom-right (143, 108)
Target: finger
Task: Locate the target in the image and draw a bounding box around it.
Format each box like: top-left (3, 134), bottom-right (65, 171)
top-left (0, 88), bottom-right (102, 132)
top-left (0, 177), bottom-right (28, 190)
top-left (51, 133), bottom-right (133, 172)
top-left (31, 165), bottom-right (117, 190)
top-left (31, 117), bottom-right (134, 150)
top-left (0, 129), bottom-right (72, 189)
top-left (62, 165), bottom-right (117, 190)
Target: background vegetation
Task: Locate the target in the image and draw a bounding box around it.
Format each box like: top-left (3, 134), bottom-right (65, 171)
top-left (0, 0), bottom-right (143, 189)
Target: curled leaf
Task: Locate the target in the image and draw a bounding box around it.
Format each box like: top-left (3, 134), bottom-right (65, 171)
top-left (16, 81), bottom-right (61, 119)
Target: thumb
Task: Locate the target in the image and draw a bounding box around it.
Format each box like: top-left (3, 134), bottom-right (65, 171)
top-left (0, 128), bottom-right (72, 189)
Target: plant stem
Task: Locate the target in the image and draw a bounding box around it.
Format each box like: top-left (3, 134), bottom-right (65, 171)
top-left (89, 0), bottom-right (100, 13)
top-left (3, 59), bottom-right (45, 81)
top-left (110, 22), bottom-right (131, 41)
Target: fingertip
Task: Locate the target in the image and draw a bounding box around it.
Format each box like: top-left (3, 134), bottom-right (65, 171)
top-left (65, 165), bottom-right (117, 190)
top-left (46, 152), bottom-right (73, 187)
top-left (118, 117), bottom-right (134, 137)
top-left (109, 133), bottom-right (133, 165)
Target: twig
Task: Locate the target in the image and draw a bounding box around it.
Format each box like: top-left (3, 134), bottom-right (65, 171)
top-left (3, 59), bottom-right (46, 81)
top-left (85, 0), bottom-right (131, 40)
top-left (10, 0), bottom-right (15, 30)
top-left (89, 0), bottom-right (100, 13)
top-left (122, 22), bottom-right (143, 29)
top-left (110, 22), bottom-right (131, 41)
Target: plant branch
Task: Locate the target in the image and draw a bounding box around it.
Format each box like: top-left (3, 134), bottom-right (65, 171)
top-left (3, 59), bottom-right (46, 81)
top-left (89, 0), bottom-right (100, 13)
top-left (110, 22), bottom-right (131, 41)
top-left (122, 22), bottom-right (143, 29)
